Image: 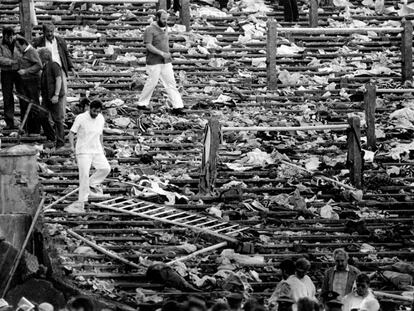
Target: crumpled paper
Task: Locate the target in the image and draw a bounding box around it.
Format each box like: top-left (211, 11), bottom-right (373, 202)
top-left (389, 107), bottom-right (414, 129)
top-left (278, 70), bottom-right (301, 85)
top-left (388, 142), bottom-right (414, 160)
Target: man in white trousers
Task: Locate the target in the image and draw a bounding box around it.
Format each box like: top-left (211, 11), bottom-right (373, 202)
top-left (66, 100), bottom-right (111, 212)
top-left (137, 10), bottom-right (185, 115)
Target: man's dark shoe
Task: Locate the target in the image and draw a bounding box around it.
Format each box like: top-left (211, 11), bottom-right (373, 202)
top-left (137, 105), bottom-right (152, 111)
top-left (171, 108), bottom-right (186, 116)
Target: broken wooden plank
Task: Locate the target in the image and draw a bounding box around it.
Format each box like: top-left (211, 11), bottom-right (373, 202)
top-left (266, 18), bottom-right (278, 90)
top-left (167, 242), bottom-right (228, 265)
top-left (67, 229), bottom-right (142, 269)
top-left (364, 83), bottom-right (376, 150)
top-left (347, 116), bottom-right (363, 189)
top-left (401, 18), bottom-right (413, 82)
top-left (309, 0), bottom-right (318, 27)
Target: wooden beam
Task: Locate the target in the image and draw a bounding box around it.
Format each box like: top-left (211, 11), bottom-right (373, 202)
top-left (180, 0), bottom-right (190, 31)
top-left (309, 0), bottom-right (318, 27)
top-left (401, 18), bottom-right (413, 83)
top-left (67, 230), bottom-right (142, 269)
top-left (364, 83), bottom-right (376, 150)
top-left (222, 124), bottom-right (349, 132)
top-left (20, 0), bottom-right (32, 42)
top-left (34, 0), bottom-right (157, 3)
top-left (267, 18), bottom-right (278, 90)
top-left (199, 119), bottom-right (221, 195)
top-left (166, 242), bottom-right (228, 265)
top-left (347, 116), bottom-right (362, 189)
top-left (276, 27), bottom-right (402, 34)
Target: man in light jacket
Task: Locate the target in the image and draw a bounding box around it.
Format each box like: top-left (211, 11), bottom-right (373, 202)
top-left (33, 22), bottom-right (77, 118)
top-left (322, 249), bottom-right (361, 300)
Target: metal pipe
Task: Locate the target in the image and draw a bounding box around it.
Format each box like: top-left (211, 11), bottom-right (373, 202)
top-left (222, 124), bottom-right (350, 132)
top-left (277, 27), bottom-right (403, 34)
top-left (35, 0), bottom-right (157, 3)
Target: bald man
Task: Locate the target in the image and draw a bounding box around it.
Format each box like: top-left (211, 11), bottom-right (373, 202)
top-left (136, 10), bottom-right (184, 115)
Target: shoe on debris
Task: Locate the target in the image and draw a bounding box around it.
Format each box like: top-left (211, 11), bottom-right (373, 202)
top-left (137, 104), bottom-right (152, 111)
top-left (89, 185), bottom-right (110, 198)
top-left (171, 108), bottom-right (186, 116)
top-left (345, 220), bottom-right (370, 235)
top-left (64, 201), bottom-right (85, 213)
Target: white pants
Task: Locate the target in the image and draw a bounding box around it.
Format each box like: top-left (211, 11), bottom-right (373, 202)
top-left (138, 63), bottom-right (184, 109)
top-left (77, 153), bottom-right (111, 202)
top-left (61, 69), bottom-right (67, 119)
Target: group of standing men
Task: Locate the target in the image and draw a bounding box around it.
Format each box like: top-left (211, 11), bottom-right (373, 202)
top-left (0, 10), bottom-right (185, 211)
top-left (0, 9), bottom-right (185, 151)
top-left (269, 249), bottom-right (380, 311)
top-left (0, 23), bottom-right (75, 149)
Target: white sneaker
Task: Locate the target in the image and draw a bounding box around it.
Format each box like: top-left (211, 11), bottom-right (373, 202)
top-left (89, 185), bottom-right (110, 198)
top-left (64, 201), bottom-right (85, 213)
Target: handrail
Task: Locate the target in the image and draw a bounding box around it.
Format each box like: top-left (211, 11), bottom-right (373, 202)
top-left (199, 116), bottom-right (363, 195)
top-left (266, 19), bottom-right (413, 89)
top-left (377, 88), bottom-right (414, 93)
top-left (222, 124), bottom-right (349, 132)
top-left (35, 0), bottom-right (158, 3)
top-left (276, 27), bottom-right (404, 34)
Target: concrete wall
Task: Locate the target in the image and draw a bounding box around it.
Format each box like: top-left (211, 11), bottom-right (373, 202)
top-left (0, 215), bottom-right (32, 250)
top-left (0, 145), bottom-right (40, 250)
top-left (0, 146), bottom-right (40, 215)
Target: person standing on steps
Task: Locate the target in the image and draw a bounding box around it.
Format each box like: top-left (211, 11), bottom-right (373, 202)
top-left (286, 258), bottom-right (316, 303)
top-left (0, 27), bottom-right (21, 130)
top-left (342, 274), bottom-right (379, 311)
top-left (33, 22), bottom-right (77, 119)
top-left (15, 35), bottom-right (42, 136)
top-left (321, 249), bottom-right (360, 301)
top-left (282, 0), bottom-right (299, 22)
top-left (38, 47), bottom-right (65, 149)
top-left (67, 100), bottom-right (111, 213)
top-left (136, 10), bottom-right (185, 115)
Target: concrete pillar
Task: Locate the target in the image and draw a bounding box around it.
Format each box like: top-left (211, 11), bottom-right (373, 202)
top-left (0, 145), bottom-right (39, 250)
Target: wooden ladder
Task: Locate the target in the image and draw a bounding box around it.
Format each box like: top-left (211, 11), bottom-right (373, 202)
top-left (93, 197), bottom-right (247, 243)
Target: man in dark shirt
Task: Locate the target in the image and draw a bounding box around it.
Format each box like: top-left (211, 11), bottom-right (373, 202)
top-left (0, 27), bottom-right (21, 129)
top-left (136, 10), bottom-right (184, 115)
top-left (15, 35), bottom-right (49, 137)
top-left (38, 47), bottom-right (65, 149)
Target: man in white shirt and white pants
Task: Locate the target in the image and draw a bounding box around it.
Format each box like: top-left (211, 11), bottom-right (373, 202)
top-left (67, 100), bottom-right (110, 212)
